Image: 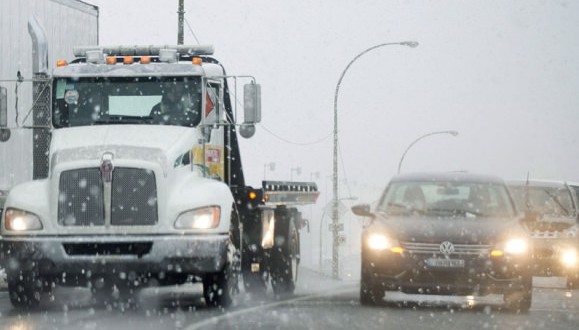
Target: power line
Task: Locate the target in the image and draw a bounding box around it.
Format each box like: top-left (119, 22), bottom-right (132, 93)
top-left (258, 123), bottom-right (331, 146)
top-left (184, 18), bottom-right (201, 44)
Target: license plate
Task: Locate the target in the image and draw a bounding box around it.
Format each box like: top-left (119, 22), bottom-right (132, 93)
top-left (426, 258), bottom-right (465, 268)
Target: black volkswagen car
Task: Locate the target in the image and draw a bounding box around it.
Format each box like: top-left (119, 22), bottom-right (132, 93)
top-left (352, 172), bottom-right (533, 312)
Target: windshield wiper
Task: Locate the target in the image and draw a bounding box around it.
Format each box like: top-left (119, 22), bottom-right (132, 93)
top-left (94, 116), bottom-right (151, 125)
top-left (424, 208), bottom-right (485, 217)
top-left (385, 202), bottom-right (424, 216)
top-left (542, 190), bottom-right (570, 216)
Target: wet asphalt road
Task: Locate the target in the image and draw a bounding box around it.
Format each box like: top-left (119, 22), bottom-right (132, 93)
top-left (0, 268), bottom-right (577, 330)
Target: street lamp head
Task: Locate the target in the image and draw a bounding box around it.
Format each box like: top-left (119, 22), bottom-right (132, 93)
top-left (397, 129), bottom-right (459, 174)
top-left (401, 41), bottom-right (419, 48)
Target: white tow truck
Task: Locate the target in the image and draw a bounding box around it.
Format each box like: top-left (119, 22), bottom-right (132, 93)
top-left (0, 24), bottom-right (319, 309)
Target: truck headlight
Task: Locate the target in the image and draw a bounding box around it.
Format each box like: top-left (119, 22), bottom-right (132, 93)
top-left (561, 248), bottom-right (578, 267)
top-left (4, 208), bottom-right (43, 231)
top-left (491, 238), bottom-right (529, 256)
top-left (366, 233), bottom-right (403, 253)
top-left (174, 206), bottom-right (220, 229)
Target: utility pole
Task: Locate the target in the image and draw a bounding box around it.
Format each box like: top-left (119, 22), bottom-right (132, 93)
top-left (177, 0), bottom-right (185, 45)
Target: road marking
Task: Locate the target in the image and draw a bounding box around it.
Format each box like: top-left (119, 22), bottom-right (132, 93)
top-left (185, 284), bottom-right (357, 330)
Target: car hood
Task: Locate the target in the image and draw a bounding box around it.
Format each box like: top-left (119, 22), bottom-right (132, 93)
top-left (526, 215), bottom-right (577, 233)
top-left (372, 216), bottom-right (525, 245)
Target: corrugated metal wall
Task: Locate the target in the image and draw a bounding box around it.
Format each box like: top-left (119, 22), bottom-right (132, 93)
top-left (0, 0), bottom-right (98, 189)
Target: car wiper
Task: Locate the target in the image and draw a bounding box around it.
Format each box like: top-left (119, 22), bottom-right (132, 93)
top-left (542, 189), bottom-right (570, 216)
top-left (385, 202), bottom-right (424, 216)
top-left (424, 208), bottom-right (485, 217)
top-left (458, 209), bottom-right (486, 217)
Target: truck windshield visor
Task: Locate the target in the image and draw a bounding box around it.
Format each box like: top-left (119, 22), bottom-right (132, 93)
top-left (52, 76), bottom-right (203, 128)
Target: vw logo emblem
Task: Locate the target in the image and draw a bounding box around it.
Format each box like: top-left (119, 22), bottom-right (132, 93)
top-left (439, 241), bottom-right (455, 255)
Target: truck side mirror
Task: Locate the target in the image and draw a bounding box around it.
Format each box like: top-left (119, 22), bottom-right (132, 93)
top-left (240, 83), bottom-right (261, 139)
top-left (0, 87), bottom-right (10, 142)
top-left (243, 83), bottom-right (261, 124)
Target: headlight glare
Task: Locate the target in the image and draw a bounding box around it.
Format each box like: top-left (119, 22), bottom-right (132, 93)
top-left (503, 238), bottom-right (528, 255)
top-left (5, 208), bottom-right (43, 231)
top-left (367, 234), bottom-right (390, 250)
top-left (366, 233), bottom-right (403, 253)
top-left (174, 206), bottom-right (220, 229)
top-left (561, 249), bottom-right (578, 267)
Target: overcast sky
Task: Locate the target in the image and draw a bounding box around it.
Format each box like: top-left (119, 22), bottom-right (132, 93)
top-left (87, 0), bottom-right (579, 206)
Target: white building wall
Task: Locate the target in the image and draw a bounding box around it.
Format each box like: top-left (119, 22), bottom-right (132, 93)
top-left (0, 0), bottom-right (98, 189)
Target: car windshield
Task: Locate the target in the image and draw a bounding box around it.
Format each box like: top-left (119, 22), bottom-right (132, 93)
top-left (509, 185), bottom-right (575, 218)
top-left (377, 181), bottom-right (516, 218)
top-left (52, 77), bottom-right (203, 128)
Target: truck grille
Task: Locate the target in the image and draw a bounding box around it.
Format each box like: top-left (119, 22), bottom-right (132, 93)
top-left (58, 168), bottom-right (158, 226)
top-left (402, 242), bottom-right (492, 256)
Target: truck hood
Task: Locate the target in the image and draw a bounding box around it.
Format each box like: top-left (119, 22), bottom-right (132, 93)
top-left (50, 125), bottom-right (198, 171)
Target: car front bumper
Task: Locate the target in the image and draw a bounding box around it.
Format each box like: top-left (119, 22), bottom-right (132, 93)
top-left (362, 249), bottom-right (532, 295)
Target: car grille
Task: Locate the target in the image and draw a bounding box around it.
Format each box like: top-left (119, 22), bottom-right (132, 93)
top-left (401, 241), bottom-right (492, 256)
top-left (58, 167), bottom-right (158, 226)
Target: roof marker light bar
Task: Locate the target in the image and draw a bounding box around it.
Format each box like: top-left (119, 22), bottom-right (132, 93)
top-left (85, 50), bottom-right (105, 64)
top-left (73, 45), bottom-right (215, 58)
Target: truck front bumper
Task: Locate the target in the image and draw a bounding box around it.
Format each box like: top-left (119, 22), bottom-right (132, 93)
top-left (0, 234), bottom-right (229, 279)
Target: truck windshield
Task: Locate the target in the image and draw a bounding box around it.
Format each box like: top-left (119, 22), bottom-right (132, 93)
top-left (52, 77), bottom-right (203, 128)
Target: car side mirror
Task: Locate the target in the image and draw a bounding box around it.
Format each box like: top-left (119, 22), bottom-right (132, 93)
top-left (351, 204), bottom-right (374, 218)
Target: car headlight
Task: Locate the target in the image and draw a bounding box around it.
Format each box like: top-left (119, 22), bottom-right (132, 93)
top-left (491, 238), bottom-right (529, 256)
top-left (504, 238), bottom-right (528, 254)
top-left (366, 233), bottom-right (403, 253)
top-left (561, 248), bottom-right (578, 267)
top-left (4, 208), bottom-right (43, 231)
top-left (174, 206), bottom-right (220, 229)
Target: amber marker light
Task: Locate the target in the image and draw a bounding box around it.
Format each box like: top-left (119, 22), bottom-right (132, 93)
top-left (106, 57), bottom-right (116, 65)
top-left (390, 246), bottom-right (404, 254)
top-left (56, 60), bottom-right (68, 67)
top-left (123, 56), bottom-right (134, 64)
top-left (249, 191), bottom-right (257, 200)
top-left (491, 250), bottom-right (504, 257)
top-left (192, 57), bottom-right (202, 65)
top-left (140, 56), bottom-right (151, 64)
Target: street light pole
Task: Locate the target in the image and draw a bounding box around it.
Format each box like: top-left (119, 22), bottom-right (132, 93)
top-left (397, 130), bottom-right (459, 174)
top-left (331, 41), bottom-right (418, 279)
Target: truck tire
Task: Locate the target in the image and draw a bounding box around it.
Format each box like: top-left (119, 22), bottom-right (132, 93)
top-left (503, 275), bottom-right (533, 313)
top-left (7, 270), bottom-right (44, 309)
top-left (203, 242), bottom-right (238, 308)
top-left (270, 211), bottom-right (299, 297)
